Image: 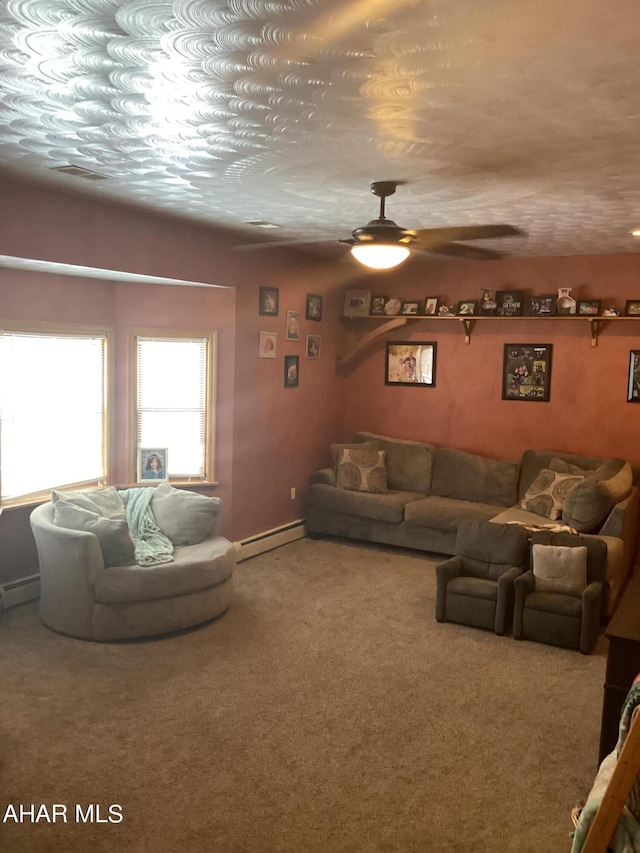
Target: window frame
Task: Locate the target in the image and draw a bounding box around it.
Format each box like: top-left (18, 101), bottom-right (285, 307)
top-left (0, 319), bottom-right (114, 508)
top-left (129, 327), bottom-right (217, 485)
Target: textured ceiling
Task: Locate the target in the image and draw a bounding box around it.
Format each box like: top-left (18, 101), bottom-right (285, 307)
top-left (2, 0), bottom-right (640, 259)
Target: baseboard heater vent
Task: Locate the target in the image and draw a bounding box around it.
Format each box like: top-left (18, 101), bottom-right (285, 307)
top-left (234, 520), bottom-right (306, 562)
top-left (0, 574), bottom-right (41, 610)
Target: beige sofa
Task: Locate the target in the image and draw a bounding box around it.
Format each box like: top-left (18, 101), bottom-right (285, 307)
top-left (306, 432), bottom-right (639, 615)
top-left (30, 484), bottom-right (235, 641)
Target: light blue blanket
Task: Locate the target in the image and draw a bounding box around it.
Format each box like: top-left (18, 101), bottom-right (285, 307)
top-left (119, 488), bottom-right (174, 567)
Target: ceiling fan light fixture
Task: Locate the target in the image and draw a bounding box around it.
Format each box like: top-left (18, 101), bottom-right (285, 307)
top-left (350, 243), bottom-right (410, 270)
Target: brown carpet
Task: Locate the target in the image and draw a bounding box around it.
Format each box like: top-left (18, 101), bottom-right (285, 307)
top-left (0, 537), bottom-right (607, 852)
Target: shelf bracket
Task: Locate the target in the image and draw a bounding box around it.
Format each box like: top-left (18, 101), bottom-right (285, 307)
top-left (336, 317), bottom-right (413, 375)
top-left (460, 317), bottom-right (475, 344)
top-left (589, 318), bottom-right (604, 347)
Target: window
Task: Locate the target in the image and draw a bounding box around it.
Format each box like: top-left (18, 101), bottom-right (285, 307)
top-left (0, 326), bottom-right (109, 504)
top-left (134, 332), bottom-right (216, 482)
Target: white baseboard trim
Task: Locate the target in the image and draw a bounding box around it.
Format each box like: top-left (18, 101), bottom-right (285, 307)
top-left (0, 574), bottom-right (41, 609)
top-left (234, 520), bottom-right (306, 562)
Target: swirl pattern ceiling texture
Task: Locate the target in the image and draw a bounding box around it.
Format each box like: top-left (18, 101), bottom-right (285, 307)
top-left (1, 0), bottom-right (640, 257)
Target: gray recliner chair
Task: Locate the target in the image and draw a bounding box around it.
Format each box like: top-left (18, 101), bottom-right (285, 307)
top-left (436, 519), bottom-right (529, 635)
top-left (513, 530), bottom-right (607, 654)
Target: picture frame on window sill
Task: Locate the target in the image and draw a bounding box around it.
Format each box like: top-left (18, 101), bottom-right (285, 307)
top-left (138, 447), bottom-right (168, 482)
top-left (628, 350), bottom-right (640, 402)
top-left (385, 341), bottom-right (437, 387)
top-left (502, 344), bottom-right (552, 402)
top-left (343, 289), bottom-right (372, 317)
top-left (305, 293), bottom-right (323, 321)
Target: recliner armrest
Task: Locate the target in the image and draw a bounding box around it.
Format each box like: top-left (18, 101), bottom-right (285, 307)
top-left (436, 556), bottom-right (464, 584)
top-left (310, 468), bottom-right (336, 487)
top-left (497, 565), bottom-right (523, 591)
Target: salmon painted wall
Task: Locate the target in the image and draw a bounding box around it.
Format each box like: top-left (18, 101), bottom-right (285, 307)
top-left (0, 175), bottom-right (347, 583)
top-left (342, 254), bottom-right (640, 464)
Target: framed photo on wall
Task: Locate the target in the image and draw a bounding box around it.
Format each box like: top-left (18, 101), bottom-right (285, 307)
top-left (258, 331), bottom-right (277, 358)
top-left (138, 447), bottom-right (168, 481)
top-left (343, 289), bottom-right (372, 317)
top-left (305, 293), bottom-right (323, 321)
top-left (502, 344), bottom-right (553, 401)
top-left (286, 310), bottom-right (300, 341)
top-left (385, 341), bottom-right (437, 387)
top-left (284, 355), bottom-right (299, 388)
top-left (259, 286), bottom-right (279, 316)
top-left (628, 350), bottom-right (640, 402)
top-left (306, 335), bottom-right (321, 359)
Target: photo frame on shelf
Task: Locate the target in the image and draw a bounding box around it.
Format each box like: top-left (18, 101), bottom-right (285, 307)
top-left (401, 301), bottom-right (421, 315)
top-left (479, 290), bottom-right (497, 316)
top-left (284, 355), bottom-right (299, 388)
top-left (343, 289), bottom-right (372, 317)
top-left (285, 310), bottom-right (300, 341)
top-left (305, 293), bottom-right (323, 321)
top-left (370, 295), bottom-right (387, 315)
top-left (496, 290), bottom-right (524, 317)
top-left (457, 300), bottom-right (477, 316)
top-left (628, 350), bottom-right (640, 402)
top-left (524, 295), bottom-right (557, 317)
top-left (306, 335), bottom-right (321, 359)
top-left (624, 300), bottom-right (640, 316)
top-left (385, 341), bottom-right (437, 387)
top-left (138, 447), bottom-right (168, 482)
top-left (259, 286), bottom-right (279, 316)
top-left (577, 300), bottom-right (601, 316)
top-left (258, 331), bottom-right (277, 358)
top-left (383, 297), bottom-right (402, 316)
top-left (502, 344), bottom-right (553, 402)
top-left (424, 296), bottom-right (439, 316)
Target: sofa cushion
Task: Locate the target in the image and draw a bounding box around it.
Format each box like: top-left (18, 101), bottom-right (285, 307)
top-left (517, 449), bottom-right (604, 502)
top-left (353, 432), bottom-right (435, 493)
top-left (336, 448), bottom-right (387, 494)
top-left (306, 482), bottom-right (424, 524)
top-left (562, 459), bottom-right (633, 533)
top-left (53, 501), bottom-right (136, 568)
top-left (151, 483), bottom-right (221, 545)
top-left (532, 543), bottom-right (588, 596)
top-left (549, 457), bottom-right (586, 476)
top-left (520, 468), bottom-right (584, 520)
top-left (404, 496), bottom-right (507, 531)
top-left (430, 448), bottom-right (519, 507)
top-left (52, 486), bottom-right (125, 519)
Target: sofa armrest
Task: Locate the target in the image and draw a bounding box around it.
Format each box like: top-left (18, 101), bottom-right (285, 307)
top-left (435, 557), bottom-right (463, 623)
top-left (581, 581), bottom-right (604, 653)
top-left (310, 468), bottom-right (336, 487)
top-left (513, 570), bottom-right (535, 640)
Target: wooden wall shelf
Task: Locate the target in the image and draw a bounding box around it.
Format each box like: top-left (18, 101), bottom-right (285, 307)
top-left (336, 314), bottom-right (639, 375)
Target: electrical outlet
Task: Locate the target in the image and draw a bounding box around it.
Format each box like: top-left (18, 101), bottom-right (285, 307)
top-left (290, 487), bottom-right (296, 500)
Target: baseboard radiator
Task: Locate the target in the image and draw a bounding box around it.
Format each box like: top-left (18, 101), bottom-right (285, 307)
top-left (234, 520), bottom-right (306, 562)
top-left (0, 574), bottom-right (41, 610)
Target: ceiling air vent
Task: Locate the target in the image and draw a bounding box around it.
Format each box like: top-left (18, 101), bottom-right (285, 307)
top-left (50, 165), bottom-right (109, 181)
top-left (243, 220), bottom-right (282, 229)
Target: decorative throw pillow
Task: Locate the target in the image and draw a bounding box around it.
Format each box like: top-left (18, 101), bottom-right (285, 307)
top-left (562, 459), bottom-right (633, 533)
top-left (520, 468), bottom-right (584, 520)
top-left (330, 441), bottom-right (377, 478)
top-left (53, 502), bottom-right (135, 568)
top-left (336, 449), bottom-right (387, 494)
top-left (532, 544), bottom-right (588, 596)
top-left (150, 483), bottom-right (221, 545)
top-left (52, 487), bottom-right (125, 520)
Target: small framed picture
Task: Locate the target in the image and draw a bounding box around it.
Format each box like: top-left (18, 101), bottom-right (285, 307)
top-left (401, 301), bottom-right (421, 315)
top-left (286, 310), bottom-right (300, 341)
top-left (306, 335), bottom-right (321, 359)
top-left (305, 293), bottom-right (323, 321)
top-left (457, 300), bottom-right (477, 316)
top-left (383, 297), bottom-right (402, 316)
top-left (259, 286), bottom-right (279, 316)
top-left (343, 289), bottom-right (372, 317)
top-left (138, 447), bottom-right (168, 481)
top-left (385, 341), bottom-right (437, 387)
top-left (479, 290), bottom-right (497, 316)
top-left (284, 355), bottom-right (299, 387)
top-left (625, 300), bottom-right (640, 316)
top-left (370, 296), bottom-right (387, 315)
top-left (258, 331), bottom-right (277, 358)
top-left (524, 295), bottom-right (557, 316)
top-left (628, 351), bottom-right (640, 402)
top-left (502, 344), bottom-right (553, 402)
top-left (424, 296), bottom-right (439, 316)
top-left (577, 300), bottom-right (601, 316)
top-left (496, 290), bottom-right (524, 317)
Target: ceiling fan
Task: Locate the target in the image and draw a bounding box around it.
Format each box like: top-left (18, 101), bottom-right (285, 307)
top-left (341, 181), bottom-right (524, 269)
top-left (237, 181), bottom-right (524, 269)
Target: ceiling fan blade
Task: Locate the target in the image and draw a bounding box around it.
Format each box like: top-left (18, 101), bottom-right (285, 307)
top-left (234, 238), bottom-right (335, 251)
top-left (423, 242), bottom-right (505, 261)
top-left (411, 224), bottom-right (523, 249)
